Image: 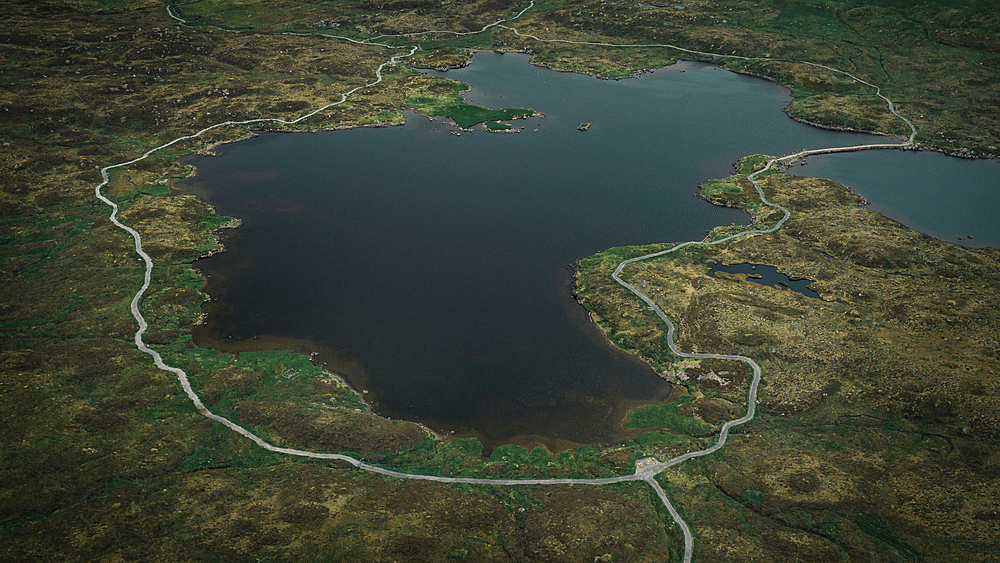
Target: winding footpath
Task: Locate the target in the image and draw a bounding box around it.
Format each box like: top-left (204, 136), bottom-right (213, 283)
top-left (96, 5), bottom-right (919, 562)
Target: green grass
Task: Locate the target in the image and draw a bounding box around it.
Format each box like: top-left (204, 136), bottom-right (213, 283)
top-left (700, 178), bottom-right (742, 199)
top-left (735, 154), bottom-right (776, 176)
top-left (490, 444), bottom-right (553, 466)
top-left (850, 511), bottom-right (917, 559)
top-left (625, 397), bottom-right (715, 436)
top-left (633, 430), bottom-right (692, 447)
top-left (407, 84), bottom-right (533, 128)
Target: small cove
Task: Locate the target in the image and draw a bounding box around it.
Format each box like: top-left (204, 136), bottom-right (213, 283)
top-left (181, 52), bottom-right (922, 451)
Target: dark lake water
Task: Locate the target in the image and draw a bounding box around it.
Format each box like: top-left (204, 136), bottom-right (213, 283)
top-left (180, 52), bottom-right (914, 451)
top-left (708, 262), bottom-right (824, 300)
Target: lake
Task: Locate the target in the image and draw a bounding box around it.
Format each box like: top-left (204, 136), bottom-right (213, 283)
top-left (181, 51), bottom-right (942, 452)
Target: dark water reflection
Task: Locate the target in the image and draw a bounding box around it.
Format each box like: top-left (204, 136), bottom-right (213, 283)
top-left (708, 262), bottom-right (824, 300)
top-left (181, 52), bottom-right (895, 451)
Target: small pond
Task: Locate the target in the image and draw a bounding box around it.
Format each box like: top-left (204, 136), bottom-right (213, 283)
top-left (708, 262), bottom-right (824, 300)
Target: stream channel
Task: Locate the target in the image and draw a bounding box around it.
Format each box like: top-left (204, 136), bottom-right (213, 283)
top-left (179, 51), bottom-right (996, 452)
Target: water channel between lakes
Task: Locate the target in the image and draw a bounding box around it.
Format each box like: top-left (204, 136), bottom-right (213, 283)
top-left (180, 52), bottom-right (996, 452)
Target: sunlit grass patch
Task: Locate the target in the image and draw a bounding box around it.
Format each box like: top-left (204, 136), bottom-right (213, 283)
top-left (406, 76), bottom-right (533, 127)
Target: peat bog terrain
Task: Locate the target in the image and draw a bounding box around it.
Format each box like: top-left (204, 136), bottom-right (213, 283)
top-left (2, 0), bottom-right (999, 561)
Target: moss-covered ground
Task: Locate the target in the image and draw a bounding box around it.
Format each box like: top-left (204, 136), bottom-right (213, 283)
top-left (3, 0), bottom-right (999, 560)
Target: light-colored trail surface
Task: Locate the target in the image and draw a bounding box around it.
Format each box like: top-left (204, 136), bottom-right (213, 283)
top-left (95, 5), bottom-right (918, 562)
